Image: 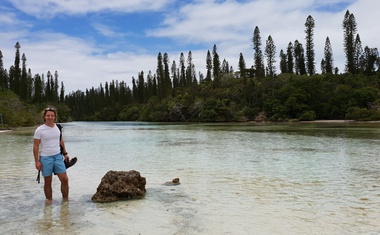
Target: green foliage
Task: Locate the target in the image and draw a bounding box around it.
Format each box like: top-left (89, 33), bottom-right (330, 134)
top-left (118, 105), bottom-right (141, 121)
top-left (345, 107), bottom-right (380, 121)
top-left (0, 90), bottom-right (37, 127)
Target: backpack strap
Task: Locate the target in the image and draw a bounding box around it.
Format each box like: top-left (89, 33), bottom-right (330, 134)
top-left (56, 124), bottom-right (64, 154)
top-left (56, 124), bottom-right (62, 140)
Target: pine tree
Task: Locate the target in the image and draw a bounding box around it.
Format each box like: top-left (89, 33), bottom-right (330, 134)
top-left (137, 71), bottom-right (145, 103)
top-left (0, 50), bottom-right (6, 90)
top-left (362, 46), bottom-right (379, 75)
top-left (252, 26), bottom-right (265, 77)
top-left (212, 44), bottom-right (220, 87)
top-left (20, 53), bottom-right (28, 100)
top-left (54, 71), bottom-right (59, 102)
top-left (238, 52), bottom-right (246, 78)
top-left (10, 42), bottom-right (21, 94)
top-left (179, 53), bottom-right (186, 87)
top-left (354, 34), bottom-right (363, 74)
top-left (146, 70), bottom-right (155, 98)
top-left (171, 60), bottom-right (179, 88)
top-left (293, 40), bottom-right (306, 75)
top-left (320, 59), bottom-right (326, 74)
top-left (205, 50), bottom-right (212, 83)
top-left (343, 10), bottom-right (357, 73)
top-left (60, 81), bottom-right (65, 102)
top-left (186, 51), bottom-right (195, 86)
top-left (163, 52), bottom-right (172, 95)
top-left (33, 74), bottom-right (42, 103)
top-left (279, 49), bottom-right (287, 73)
top-left (27, 68), bottom-right (33, 101)
top-left (265, 35), bottom-right (276, 77)
top-left (323, 37), bottom-right (334, 74)
top-left (156, 52), bottom-right (165, 98)
top-left (286, 42), bottom-right (294, 73)
top-left (305, 15), bottom-right (315, 75)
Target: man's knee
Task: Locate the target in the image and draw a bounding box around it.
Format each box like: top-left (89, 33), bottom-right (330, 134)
top-left (58, 174), bottom-right (69, 184)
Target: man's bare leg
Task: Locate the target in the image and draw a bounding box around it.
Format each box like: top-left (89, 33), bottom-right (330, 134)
top-left (57, 173), bottom-right (69, 200)
top-left (44, 175), bottom-right (53, 203)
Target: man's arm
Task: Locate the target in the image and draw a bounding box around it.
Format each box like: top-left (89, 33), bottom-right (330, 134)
top-left (33, 138), bottom-right (42, 171)
top-left (60, 138), bottom-right (70, 161)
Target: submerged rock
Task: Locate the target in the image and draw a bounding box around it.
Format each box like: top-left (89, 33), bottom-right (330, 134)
top-left (163, 178), bottom-right (180, 186)
top-left (92, 170), bottom-right (146, 203)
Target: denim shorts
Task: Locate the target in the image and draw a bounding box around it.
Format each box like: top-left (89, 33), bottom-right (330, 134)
top-left (40, 153), bottom-right (66, 177)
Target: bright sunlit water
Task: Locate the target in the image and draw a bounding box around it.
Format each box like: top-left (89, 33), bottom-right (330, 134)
top-left (0, 122), bottom-right (380, 235)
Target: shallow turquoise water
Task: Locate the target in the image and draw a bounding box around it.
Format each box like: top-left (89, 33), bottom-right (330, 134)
top-left (1, 122), bottom-right (379, 234)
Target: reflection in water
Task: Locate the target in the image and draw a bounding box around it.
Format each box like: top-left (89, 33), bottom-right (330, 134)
top-left (60, 200), bottom-right (70, 230)
top-left (37, 200), bottom-right (70, 234)
top-left (39, 203), bottom-right (53, 232)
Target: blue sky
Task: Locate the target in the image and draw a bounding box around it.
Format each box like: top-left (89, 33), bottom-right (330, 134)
top-left (0, 0), bottom-right (378, 93)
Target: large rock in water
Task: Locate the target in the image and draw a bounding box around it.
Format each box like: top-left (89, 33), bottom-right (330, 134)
top-left (92, 170), bottom-right (146, 203)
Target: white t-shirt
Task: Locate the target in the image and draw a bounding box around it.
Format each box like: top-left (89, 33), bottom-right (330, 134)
top-left (34, 124), bottom-right (61, 157)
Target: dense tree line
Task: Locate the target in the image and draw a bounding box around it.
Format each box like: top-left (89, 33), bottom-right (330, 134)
top-left (1, 10), bottom-right (380, 126)
top-left (0, 42), bottom-right (70, 127)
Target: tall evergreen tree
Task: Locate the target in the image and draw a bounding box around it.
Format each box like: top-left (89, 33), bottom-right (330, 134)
top-left (54, 71), bottom-right (59, 102)
top-left (163, 52), bottom-right (172, 95)
top-left (343, 10), bottom-right (357, 73)
top-left (286, 42), bottom-right (294, 73)
top-left (131, 77), bottom-right (137, 102)
top-left (212, 44), bottom-right (221, 87)
top-left (146, 70), bottom-right (155, 98)
top-left (20, 53), bottom-right (28, 100)
top-left (354, 34), bottom-right (363, 74)
top-left (156, 52), bottom-right (165, 98)
top-left (171, 60), bottom-right (179, 88)
top-left (293, 40), bottom-right (306, 75)
top-left (137, 71), bottom-right (145, 103)
top-left (305, 15), bottom-right (316, 75)
top-left (0, 50), bottom-right (6, 90)
top-left (179, 53), bottom-right (186, 87)
top-left (238, 52), bottom-right (246, 78)
top-left (205, 50), bottom-right (212, 83)
top-left (265, 35), bottom-right (276, 77)
top-left (10, 42), bottom-right (21, 94)
top-left (252, 26), bottom-right (265, 77)
top-left (27, 68), bottom-right (33, 101)
top-left (33, 74), bottom-right (42, 103)
top-left (320, 58), bottom-right (326, 74)
top-left (323, 37), bottom-right (334, 74)
top-left (60, 81), bottom-right (65, 102)
top-left (362, 46), bottom-right (379, 75)
top-left (186, 51), bottom-right (195, 86)
top-left (221, 59), bottom-right (229, 77)
top-left (279, 49), bottom-right (287, 73)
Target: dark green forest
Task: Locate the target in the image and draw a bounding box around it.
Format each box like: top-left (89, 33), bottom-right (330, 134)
top-left (1, 10), bottom-right (379, 127)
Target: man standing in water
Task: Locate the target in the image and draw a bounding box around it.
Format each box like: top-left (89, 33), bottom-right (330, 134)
top-left (33, 107), bottom-right (70, 203)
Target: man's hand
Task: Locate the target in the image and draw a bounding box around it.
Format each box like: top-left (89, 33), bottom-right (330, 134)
top-left (35, 161), bottom-right (42, 171)
top-left (64, 155), bottom-right (70, 162)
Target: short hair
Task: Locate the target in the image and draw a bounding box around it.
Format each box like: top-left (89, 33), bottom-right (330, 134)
top-left (42, 106), bottom-right (58, 122)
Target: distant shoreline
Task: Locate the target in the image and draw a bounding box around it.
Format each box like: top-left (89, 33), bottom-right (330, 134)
top-left (0, 130), bottom-right (12, 133)
top-left (299, 120), bottom-right (380, 123)
top-left (1, 120), bottom-right (380, 134)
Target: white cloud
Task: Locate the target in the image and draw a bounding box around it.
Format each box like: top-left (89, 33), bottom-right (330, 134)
top-left (7, 0), bottom-right (172, 17)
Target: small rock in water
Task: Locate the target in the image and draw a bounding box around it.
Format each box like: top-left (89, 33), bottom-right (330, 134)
top-left (163, 178), bottom-right (180, 186)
